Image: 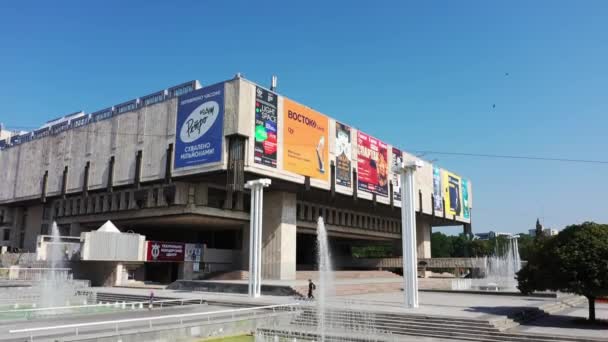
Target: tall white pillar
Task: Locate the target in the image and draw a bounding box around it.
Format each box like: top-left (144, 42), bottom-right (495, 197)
top-left (398, 160), bottom-right (423, 308)
top-left (245, 179), bottom-right (271, 298)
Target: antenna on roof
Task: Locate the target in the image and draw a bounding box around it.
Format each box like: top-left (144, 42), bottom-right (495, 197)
top-left (271, 75), bottom-right (278, 91)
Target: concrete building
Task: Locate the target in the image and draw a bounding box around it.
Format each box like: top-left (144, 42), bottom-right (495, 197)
top-left (0, 75), bottom-right (473, 283)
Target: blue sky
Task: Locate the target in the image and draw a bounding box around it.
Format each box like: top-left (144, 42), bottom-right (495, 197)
top-left (1, 1), bottom-right (607, 234)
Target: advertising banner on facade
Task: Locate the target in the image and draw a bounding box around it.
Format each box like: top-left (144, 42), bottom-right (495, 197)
top-left (185, 243), bottom-right (203, 272)
top-left (391, 147), bottom-right (402, 201)
top-left (357, 131), bottom-right (388, 196)
top-left (174, 83), bottom-right (224, 169)
top-left (462, 179), bottom-right (470, 219)
top-left (335, 122), bottom-right (352, 187)
top-left (254, 87), bottom-right (278, 168)
top-left (433, 166), bottom-right (443, 211)
top-left (146, 241), bottom-right (185, 262)
top-left (282, 99), bottom-right (329, 181)
top-left (443, 171), bottom-right (462, 217)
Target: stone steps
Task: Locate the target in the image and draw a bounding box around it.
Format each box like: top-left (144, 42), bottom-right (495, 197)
top-left (95, 292), bottom-right (202, 307)
top-left (296, 270), bottom-right (400, 280)
top-left (283, 301), bottom-right (604, 342)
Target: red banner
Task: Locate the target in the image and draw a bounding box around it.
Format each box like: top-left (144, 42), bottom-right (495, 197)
top-left (146, 241), bottom-right (185, 262)
top-left (357, 131), bottom-right (388, 196)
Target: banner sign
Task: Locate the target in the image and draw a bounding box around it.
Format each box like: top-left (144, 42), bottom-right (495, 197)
top-left (92, 108), bottom-right (114, 122)
top-left (146, 241), bottom-right (185, 262)
top-left (50, 121), bottom-right (70, 135)
top-left (282, 99), bottom-right (329, 181)
top-left (32, 127), bottom-right (49, 140)
top-left (433, 166), bottom-right (442, 211)
top-left (462, 179), bottom-right (470, 219)
top-left (185, 243), bottom-right (203, 272)
top-left (174, 83), bottom-right (224, 169)
top-left (71, 115), bottom-right (91, 129)
top-left (335, 122), bottom-right (352, 187)
top-left (357, 131), bottom-right (388, 196)
top-left (253, 87), bottom-right (278, 168)
top-left (443, 171), bottom-right (462, 217)
top-left (391, 147), bottom-right (402, 201)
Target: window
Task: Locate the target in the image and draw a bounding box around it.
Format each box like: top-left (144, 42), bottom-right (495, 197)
top-left (19, 232), bottom-right (25, 248)
top-left (40, 224), bottom-right (48, 235)
top-left (3, 229), bottom-right (9, 241)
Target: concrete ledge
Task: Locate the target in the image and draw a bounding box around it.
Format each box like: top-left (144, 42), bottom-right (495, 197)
top-left (167, 280), bottom-right (301, 297)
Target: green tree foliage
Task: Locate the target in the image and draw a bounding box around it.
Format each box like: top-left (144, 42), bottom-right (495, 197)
top-left (431, 232), bottom-right (454, 257)
top-left (517, 222), bottom-right (608, 321)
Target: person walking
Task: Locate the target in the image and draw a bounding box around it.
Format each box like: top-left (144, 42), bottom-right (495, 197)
top-left (149, 291), bottom-right (154, 310)
top-left (307, 279), bottom-right (316, 299)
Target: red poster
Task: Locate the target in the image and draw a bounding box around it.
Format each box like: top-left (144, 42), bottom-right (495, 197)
top-left (146, 241), bottom-right (185, 262)
top-left (357, 131), bottom-right (388, 196)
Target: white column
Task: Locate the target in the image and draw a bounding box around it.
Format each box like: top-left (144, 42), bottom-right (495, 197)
top-left (398, 160), bottom-right (423, 308)
top-left (245, 178), bottom-right (271, 298)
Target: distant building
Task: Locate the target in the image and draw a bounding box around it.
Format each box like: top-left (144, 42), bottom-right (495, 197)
top-left (474, 231), bottom-right (512, 240)
top-left (529, 228), bottom-right (558, 237)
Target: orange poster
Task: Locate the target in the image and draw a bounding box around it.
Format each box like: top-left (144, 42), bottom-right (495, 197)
top-left (282, 99), bottom-right (329, 181)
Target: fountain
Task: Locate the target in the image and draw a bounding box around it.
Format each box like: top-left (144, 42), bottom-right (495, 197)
top-left (315, 216), bottom-right (334, 341)
top-left (452, 236), bottom-right (522, 292)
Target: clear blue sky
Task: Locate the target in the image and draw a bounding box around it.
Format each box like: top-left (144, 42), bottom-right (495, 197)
top-left (1, 1), bottom-right (607, 234)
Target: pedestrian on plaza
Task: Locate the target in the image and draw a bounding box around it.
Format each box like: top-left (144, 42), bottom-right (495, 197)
top-left (149, 291), bottom-right (154, 310)
top-left (308, 279), bottom-right (316, 299)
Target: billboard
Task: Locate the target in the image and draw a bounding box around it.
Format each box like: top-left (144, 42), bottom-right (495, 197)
top-left (462, 179), bottom-right (470, 219)
top-left (357, 131), bottom-right (388, 196)
top-left (335, 122), bottom-right (352, 187)
top-left (391, 147), bottom-right (402, 201)
top-left (254, 87), bottom-right (278, 168)
top-left (433, 166), bottom-right (442, 211)
top-left (282, 99), bottom-right (329, 181)
top-left (146, 241), bottom-right (185, 262)
top-left (174, 83), bottom-right (224, 169)
top-left (443, 171), bottom-right (462, 217)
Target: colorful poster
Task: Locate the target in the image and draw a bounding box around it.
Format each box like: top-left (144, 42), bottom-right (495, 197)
top-left (462, 179), bottom-right (470, 219)
top-left (254, 87), bottom-right (278, 168)
top-left (174, 83), bottom-right (224, 169)
top-left (391, 147), bottom-right (402, 201)
top-left (357, 131), bottom-right (388, 196)
top-left (443, 171), bottom-right (462, 217)
top-left (282, 99), bottom-right (329, 181)
top-left (146, 241), bottom-right (185, 262)
top-left (335, 122), bottom-right (352, 187)
top-left (433, 166), bottom-right (442, 211)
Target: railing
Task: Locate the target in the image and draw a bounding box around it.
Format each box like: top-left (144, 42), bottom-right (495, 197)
top-left (9, 303), bottom-right (300, 339)
top-left (0, 267), bottom-right (72, 281)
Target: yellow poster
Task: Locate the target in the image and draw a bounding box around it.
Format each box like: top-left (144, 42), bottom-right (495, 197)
top-left (443, 170), bottom-right (462, 217)
top-left (282, 99), bottom-right (329, 181)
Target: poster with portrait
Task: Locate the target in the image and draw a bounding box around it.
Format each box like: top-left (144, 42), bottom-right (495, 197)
top-left (391, 147), bottom-right (402, 201)
top-left (335, 122), bottom-right (352, 187)
top-left (357, 131), bottom-right (388, 196)
top-left (253, 87), bottom-right (278, 168)
top-left (443, 171), bottom-right (462, 217)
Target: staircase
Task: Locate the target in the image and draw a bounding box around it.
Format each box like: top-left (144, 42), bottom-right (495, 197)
top-left (296, 270), bottom-right (400, 280)
top-left (278, 304), bottom-right (605, 342)
top-left (95, 292), bottom-right (203, 307)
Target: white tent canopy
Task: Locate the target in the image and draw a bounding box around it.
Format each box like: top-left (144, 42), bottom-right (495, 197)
top-left (97, 220), bottom-right (120, 233)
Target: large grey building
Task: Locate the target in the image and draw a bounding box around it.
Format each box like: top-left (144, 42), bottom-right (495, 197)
top-left (0, 75), bottom-right (472, 283)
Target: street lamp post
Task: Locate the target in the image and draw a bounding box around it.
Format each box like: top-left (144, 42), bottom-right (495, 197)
top-left (397, 160), bottom-right (423, 308)
top-left (244, 178), bottom-right (271, 298)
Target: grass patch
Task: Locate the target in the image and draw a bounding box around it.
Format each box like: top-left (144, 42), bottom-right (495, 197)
top-left (199, 334), bottom-right (253, 342)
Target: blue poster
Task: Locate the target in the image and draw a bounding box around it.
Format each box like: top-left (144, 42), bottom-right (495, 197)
top-left (433, 166), bottom-right (442, 211)
top-left (462, 179), bottom-right (470, 219)
top-left (174, 83), bottom-right (224, 169)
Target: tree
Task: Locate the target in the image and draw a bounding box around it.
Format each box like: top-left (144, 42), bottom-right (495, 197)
top-left (517, 222), bottom-right (608, 321)
top-left (431, 232), bottom-right (454, 257)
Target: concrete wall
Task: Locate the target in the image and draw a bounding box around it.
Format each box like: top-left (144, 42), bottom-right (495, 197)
top-left (261, 191), bottom-right (297, 280)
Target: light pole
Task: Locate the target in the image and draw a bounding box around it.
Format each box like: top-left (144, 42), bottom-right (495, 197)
top-left (396, 160), bottom-right (423, 308)
top-left (244, 178), bottom-right (271, 298)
